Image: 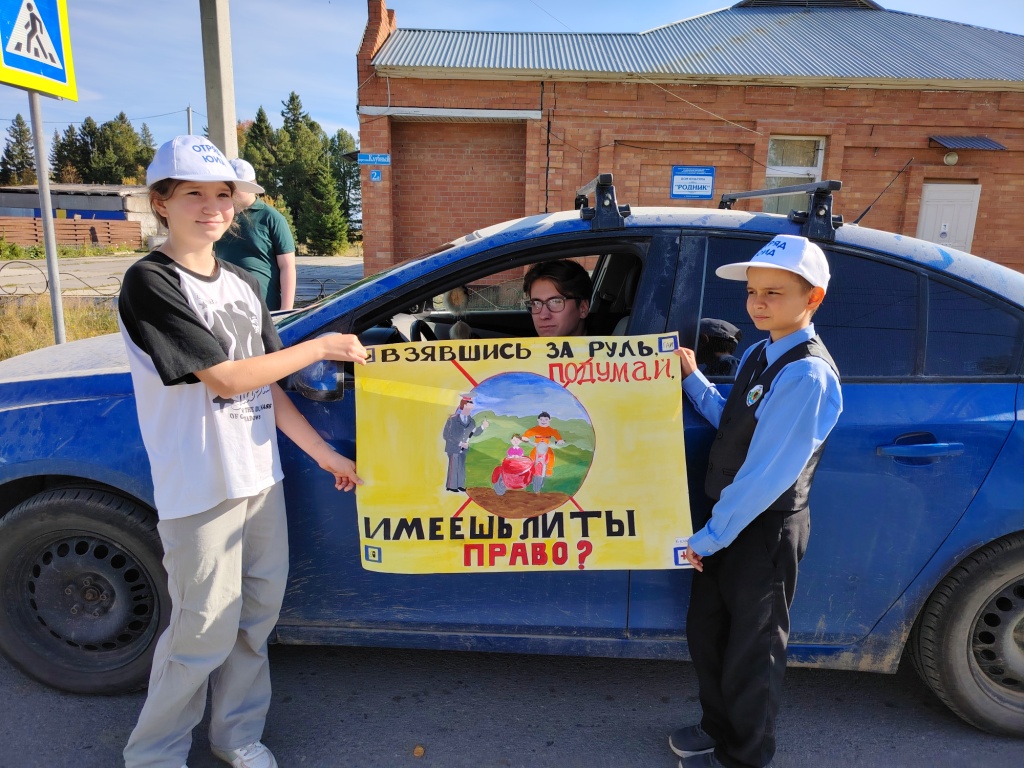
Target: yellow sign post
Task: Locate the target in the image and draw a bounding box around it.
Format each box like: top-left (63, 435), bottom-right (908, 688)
top-left (1, 0), bottom-right (77, 343)
top-left (355, 334), bottom-right (692, 574)
top-left (0, 0), bottom-right (77, 100)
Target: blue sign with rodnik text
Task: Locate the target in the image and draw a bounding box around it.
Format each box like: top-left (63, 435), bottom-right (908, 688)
top-left (670, 166), bottom-right (715, 200)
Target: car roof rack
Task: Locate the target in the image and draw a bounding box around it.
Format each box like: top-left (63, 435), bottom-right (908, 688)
top-left (718, 180), bottom-right (844, 242)
top-left (575, 174), bottom-right (631, 231)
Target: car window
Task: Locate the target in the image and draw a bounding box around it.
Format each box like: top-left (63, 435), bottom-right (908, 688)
top-left (814, 252), bottom-right (918, 378)
top-left (700, 238), bottom-right (920, 379)
top-left (925, 278), bottom-right (1021, 376)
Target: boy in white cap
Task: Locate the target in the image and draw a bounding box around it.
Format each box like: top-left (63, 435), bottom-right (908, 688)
top-left (217, 158), bottom-right (297, 311)
top-left (669, 235), bottom-right (843, 768)
top-left (119, 136), bottom-right (367, 768)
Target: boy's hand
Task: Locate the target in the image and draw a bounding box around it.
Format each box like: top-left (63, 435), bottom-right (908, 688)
top-left (683, 546), bottom-right (704, 572)
top-left (318, 450), bottom-right (364, 492)
top-left (320, 333), bottom-right (368, 365)
top-left (674, 347), bottom-right (698, 377)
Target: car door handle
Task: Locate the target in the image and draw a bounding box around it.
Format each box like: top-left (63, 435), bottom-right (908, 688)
top-left (876, 442), bottom-right (965, 458)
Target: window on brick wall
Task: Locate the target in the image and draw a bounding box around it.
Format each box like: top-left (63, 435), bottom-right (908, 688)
top-left (764, 136), bottom-right (825, 214)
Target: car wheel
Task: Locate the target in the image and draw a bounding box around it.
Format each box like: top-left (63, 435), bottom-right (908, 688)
top-left (909, 533), bottom-right (1024, 736)
top-left (0, 488), bottom-right (168, 694)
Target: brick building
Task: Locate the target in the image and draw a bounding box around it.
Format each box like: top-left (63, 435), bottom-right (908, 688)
top-left (357, 0), bottom-right (1024, 275)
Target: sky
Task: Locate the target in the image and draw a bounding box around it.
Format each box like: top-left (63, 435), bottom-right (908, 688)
top-left (1, 0), bottom-right (1023, 152)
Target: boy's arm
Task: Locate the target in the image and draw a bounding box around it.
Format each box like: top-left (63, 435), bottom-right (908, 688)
top-left (676, 347), bottom-right (726, 428)
top-left (687, 362), bottom-right (842, 557)
top-left (270, 383), bottom-right (362, 491)
top-left (195, 334), bottom-right (366, 399)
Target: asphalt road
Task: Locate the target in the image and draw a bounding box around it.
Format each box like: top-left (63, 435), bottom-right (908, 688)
top-left (0, 253), bottom-right (364, 304)
top-left (1, 644), bottom-right (1021, 768)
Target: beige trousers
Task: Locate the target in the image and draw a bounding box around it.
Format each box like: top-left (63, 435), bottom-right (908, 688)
top-left (124, 482), bottom-right (288, 768)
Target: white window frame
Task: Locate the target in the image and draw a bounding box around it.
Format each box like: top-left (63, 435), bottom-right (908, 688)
top-left (764, 136), bottom-right (826, 213)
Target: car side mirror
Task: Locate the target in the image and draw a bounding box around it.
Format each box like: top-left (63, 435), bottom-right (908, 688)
top-left (294, 333), bottom-right (348, 401)
top-left (294, 358), bottom-right (346, 401)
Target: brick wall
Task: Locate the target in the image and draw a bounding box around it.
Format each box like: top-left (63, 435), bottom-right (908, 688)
top-left (359, 3), bottom-right (1024, 272)
top-left (391, 122), bottom-right (526, 265)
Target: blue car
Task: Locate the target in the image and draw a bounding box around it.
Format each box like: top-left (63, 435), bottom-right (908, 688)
top-left (1, 178), bottom-right (1022, 737)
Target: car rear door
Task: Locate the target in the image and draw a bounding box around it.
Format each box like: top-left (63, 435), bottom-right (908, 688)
top-left (627, 235), bottom-right (1021, 652)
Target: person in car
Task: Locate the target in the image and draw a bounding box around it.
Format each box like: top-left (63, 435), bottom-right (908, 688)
top-left (670, 235), bottom-right (843, 768)
top-left (119, 136), bottom-right (367, 768)
top-left (523, 260), bottom-right (593, 337)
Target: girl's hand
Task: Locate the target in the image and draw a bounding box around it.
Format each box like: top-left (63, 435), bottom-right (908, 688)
top-left (320, 333), bottom-right (368, 365)
top-left (319, 451), bottom-right (364, 492)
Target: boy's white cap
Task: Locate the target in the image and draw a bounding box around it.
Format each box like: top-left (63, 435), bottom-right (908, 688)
top-left (146, 135), bottom-right (264, 194)
top-left (716, 235), bottom-right (830, 291)
top-left (229, 157), bottom-right (257, 183)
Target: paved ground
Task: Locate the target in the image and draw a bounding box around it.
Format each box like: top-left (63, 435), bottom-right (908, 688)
top-left (0, 253), bottom-right (364, 304)
top-left (2, 644), bottom-right (1021, 768)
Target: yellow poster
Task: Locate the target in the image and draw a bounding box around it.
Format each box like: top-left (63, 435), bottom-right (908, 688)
top-left (354, 334), bottom-right (691, 573)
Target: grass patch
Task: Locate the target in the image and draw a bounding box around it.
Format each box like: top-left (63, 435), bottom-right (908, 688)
top-left (0, 239), bottom-right (137, 260)
top-left (0, 294), bottom-right (118, 362)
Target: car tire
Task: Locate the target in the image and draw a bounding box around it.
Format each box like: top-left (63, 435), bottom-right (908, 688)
top-left (0, 488), bottom-right (168, 694)
top-left (909, 533), bottom-right (1024, 736)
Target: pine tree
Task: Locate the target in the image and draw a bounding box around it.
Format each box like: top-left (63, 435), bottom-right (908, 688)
top-left (77, 117), bottom-right (100, 182)
top-left (51, 124), bottom-right (83, 183)
top-left (137, 123), bottom-right (156, 172)
top-left (298, 159), bottom-right (347, 257)
top-left (0, 114), bottom-right (35, 185)
top-left (91, 112), bottom-right (144, 184)
top-left (278, 94), bottom-right (328, 234)
top-left (241, 107), bottom-right (278, 195)
top-left (328, 129), bottom-right (361, 238)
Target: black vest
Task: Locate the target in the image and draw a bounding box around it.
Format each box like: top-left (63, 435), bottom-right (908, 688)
top-left (705, 336), bottom-right (838, 512)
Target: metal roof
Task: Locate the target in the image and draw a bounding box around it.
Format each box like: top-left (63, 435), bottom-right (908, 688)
top-left (929, 136), bottom-right (1008, 150)
top-left (372, 4), bottom-right (1024, 85)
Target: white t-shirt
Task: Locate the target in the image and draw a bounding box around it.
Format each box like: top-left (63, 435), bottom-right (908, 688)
top-left (118, 252), bottom-right (285, 519)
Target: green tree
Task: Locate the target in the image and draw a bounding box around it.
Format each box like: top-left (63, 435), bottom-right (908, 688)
top-left (277, 93), bottom-right (329, 238)
top-left (137, 123), bottom-right (156, 171)
top-left (91, 112), bottom-right (144, 184)
top-left (298, 159), bottom-right (347, 256)
top-left (328, 128), bottom-right (361, 238)
top-left (0, 114), bottom-right (35, 185)
top-left (77, 117), bottom-right (100, 182)
top-left (240, 107), bottom-right (279, 196)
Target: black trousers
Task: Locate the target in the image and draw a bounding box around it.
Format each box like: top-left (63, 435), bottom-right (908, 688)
top-left (686, 508), bottom-right (810, 768)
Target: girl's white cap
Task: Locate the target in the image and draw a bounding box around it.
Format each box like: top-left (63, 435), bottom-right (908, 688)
top-left (146, 135), bottom-right (264, 194)
top-left (715, 234), bottom-right (830, 291)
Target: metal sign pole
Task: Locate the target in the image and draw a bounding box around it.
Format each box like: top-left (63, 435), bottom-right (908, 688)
top-left (27, 90), bottom-right (66, 344)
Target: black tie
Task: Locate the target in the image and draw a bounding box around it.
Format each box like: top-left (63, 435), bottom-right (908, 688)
top-left (746, 344), bottom-right (768, 389)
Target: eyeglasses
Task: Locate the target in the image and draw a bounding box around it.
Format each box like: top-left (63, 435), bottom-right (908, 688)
top-left (525, 296), bottom-right (578, 314)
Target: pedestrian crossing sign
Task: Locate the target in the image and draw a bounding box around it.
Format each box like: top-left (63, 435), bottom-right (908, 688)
top-left (0, 0), bottom-right (77, 100)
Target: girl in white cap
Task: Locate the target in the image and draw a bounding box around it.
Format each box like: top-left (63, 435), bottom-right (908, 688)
top-left (119, 136), bottom-right (367, 768)
top-left (670, 234), bottom-right (843, 768)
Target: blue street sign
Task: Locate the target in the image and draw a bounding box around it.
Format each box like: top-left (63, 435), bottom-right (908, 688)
top-left (358, 153), bottom-right (391, 166)
top-left (0, 0), bottom-right (77, 100)
top-left (670, 166), bottom-right (715, 200)
top-left (370, 170), bottom-right (382, 182)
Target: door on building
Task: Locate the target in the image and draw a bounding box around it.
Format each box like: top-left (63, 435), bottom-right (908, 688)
top-left (916, 182), bottom-right (982, 252)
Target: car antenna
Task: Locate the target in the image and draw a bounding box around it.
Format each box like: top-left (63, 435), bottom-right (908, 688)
top-left (852, 158), bottom-right (914, 225)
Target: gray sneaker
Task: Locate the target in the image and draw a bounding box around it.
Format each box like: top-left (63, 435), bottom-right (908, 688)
top-left (211, 741), bottom-right (279, 768)
top-left (669, 723), bottom-right (716, 757)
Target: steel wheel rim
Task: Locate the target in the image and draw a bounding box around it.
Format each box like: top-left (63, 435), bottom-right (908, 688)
top-left (10, 529), bottom-right (161, 671)
top-left (970, 575), bottom-right (1024, 701)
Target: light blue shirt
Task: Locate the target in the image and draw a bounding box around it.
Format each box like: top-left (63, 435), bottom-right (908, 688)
top-left (682, 324), bottom-right (843, 556)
